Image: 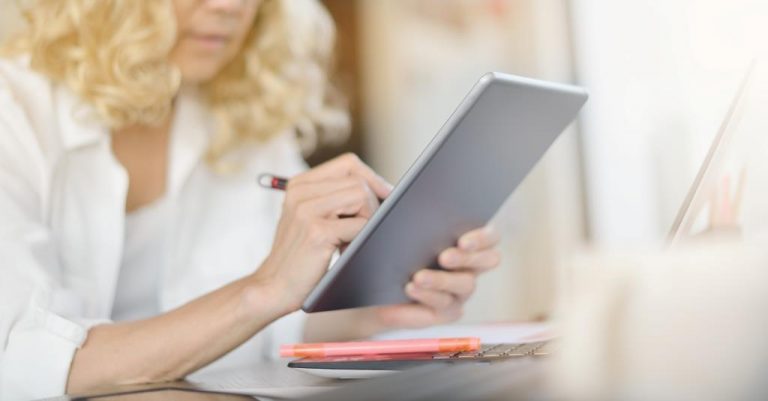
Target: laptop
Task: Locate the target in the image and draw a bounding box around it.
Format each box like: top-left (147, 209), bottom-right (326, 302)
top-left (667, 61), bottom-right (761, 243)
top-left (288, 62), bottom-right (757, 377)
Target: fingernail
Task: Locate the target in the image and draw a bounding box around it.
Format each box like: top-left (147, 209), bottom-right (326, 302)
top-left (442, 252), bottom-right (459, 267)
top-left (416, 273), bottom-right (432, 288)
top-left (460, 239), bottom-right (477, 251)
top-left (381, 178), bottom-right (394, 195)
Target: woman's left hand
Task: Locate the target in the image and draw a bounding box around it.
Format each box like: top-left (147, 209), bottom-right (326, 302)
top-left (372, 225), bottom-right (501, 330)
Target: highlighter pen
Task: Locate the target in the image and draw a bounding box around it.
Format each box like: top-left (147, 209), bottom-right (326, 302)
top-left (280, 337), bottom-right (481, 358)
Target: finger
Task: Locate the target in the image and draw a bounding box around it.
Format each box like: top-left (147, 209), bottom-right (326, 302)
top-left (298, 185), bottom-right (379, 219)
top-left (323, 217), bottom-right (368, 245)
top-left (405, 282), bottom-right (456, 310)
top-left (285, 177), bottom-right (371, 204)
top-left (438, 248), bottom-right (500, 271)
top-left (291, 153), bottom-right (393, 199)
top-left (457, 225), bottom-right (500, 252)
top-left (413, 269), bottom-right (476, 300)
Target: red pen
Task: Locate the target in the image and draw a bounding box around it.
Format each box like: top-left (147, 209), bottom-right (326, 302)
top-left (280, 337), bottom-right (481, 358)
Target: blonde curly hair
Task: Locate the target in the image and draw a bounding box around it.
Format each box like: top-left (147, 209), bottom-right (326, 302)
top-left (2, 0), bottom-right (348, 165)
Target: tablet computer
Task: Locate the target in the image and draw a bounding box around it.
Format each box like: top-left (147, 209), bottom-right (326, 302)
top-left (302, 72), bottom-right (588, 312)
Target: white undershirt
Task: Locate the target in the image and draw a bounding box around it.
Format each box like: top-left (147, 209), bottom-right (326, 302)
top-left (111, 196), bottom-right (170, 321)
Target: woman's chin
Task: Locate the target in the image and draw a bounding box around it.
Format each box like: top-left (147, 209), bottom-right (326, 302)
top-left (174, 60), bottom-right (225, 85)
top-left (179, 70), bottom-right (219, 85)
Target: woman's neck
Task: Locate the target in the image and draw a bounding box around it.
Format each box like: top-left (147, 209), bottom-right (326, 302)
top-left (111, 114), bottom-right (173, 213)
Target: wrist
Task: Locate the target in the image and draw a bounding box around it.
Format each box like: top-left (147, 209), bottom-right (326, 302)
top-left (238, 270), bottom-right (302, 324)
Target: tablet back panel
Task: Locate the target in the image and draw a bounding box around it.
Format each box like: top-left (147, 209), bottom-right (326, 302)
top-left (303, 73), bottom-right (588, 312)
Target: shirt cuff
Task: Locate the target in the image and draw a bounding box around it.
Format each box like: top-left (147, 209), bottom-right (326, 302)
top-left (1, 309), bottom-right (103, 401)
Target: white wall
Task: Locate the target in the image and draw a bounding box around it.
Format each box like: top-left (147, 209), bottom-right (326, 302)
top-left (571, 0), bottom-right (768, 246)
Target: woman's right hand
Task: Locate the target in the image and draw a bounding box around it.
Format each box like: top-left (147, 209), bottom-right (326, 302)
top-left (253, 153), bottom-right (393, 313)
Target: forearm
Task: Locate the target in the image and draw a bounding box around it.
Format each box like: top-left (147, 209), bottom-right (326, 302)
top-left (303, 308), bottom-right (388, 343)
top-left (67, 273), bottom-right (291, 393)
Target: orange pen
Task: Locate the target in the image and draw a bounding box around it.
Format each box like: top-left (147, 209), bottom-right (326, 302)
top-left (280, 337), bottom-right (481, 358)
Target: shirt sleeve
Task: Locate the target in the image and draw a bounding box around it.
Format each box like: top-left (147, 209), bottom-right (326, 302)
top-left (0, 73), bottom-right (99, 401)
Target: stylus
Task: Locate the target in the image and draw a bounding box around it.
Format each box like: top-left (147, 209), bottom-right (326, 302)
top-left (257, 173), bottom-right (386, 203)
top-left (257, 173), bottom-right (288, 190)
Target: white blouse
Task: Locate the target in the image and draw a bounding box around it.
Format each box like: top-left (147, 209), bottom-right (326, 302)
top-left (111, 195), bottom-right (169, 322)
top-left (0, 57), bottom-right (308, 401)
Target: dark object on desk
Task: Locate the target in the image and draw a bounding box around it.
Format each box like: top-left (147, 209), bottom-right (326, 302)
top-left (289, 341), bottom-right (553, 375)
top-left (302, 72), bottom-right (588, 312)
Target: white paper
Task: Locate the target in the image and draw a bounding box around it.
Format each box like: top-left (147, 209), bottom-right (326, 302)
top-left (374, 321), bottom-right (555, 344)
top-left (189, 365), bottom-right (339, 400)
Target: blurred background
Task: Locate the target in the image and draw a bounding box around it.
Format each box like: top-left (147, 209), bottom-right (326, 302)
top-left (2, 0), bottom-right (767, 323)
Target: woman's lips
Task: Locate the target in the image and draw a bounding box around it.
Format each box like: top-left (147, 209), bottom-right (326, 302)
top-left (186, 33), bottom-right (230, 50)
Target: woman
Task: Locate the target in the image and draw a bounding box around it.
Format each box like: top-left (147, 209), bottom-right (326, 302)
top-left (0, 1), bottom-right (501, 399)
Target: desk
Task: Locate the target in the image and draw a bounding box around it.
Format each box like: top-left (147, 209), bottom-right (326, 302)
top-left (43, 359), bottom-right (550, 401)
top-left (41, 361), bottom-right (341, 401)
top-left (189, 361), bottom-right (341, 398)
top-left (41, 322), bottom-right (552, 401)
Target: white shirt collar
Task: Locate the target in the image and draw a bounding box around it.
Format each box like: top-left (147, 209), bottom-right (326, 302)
top-left (167, 85), bottom-right (213, 195)
top-left (55, 84), bottom-right (106, 151)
